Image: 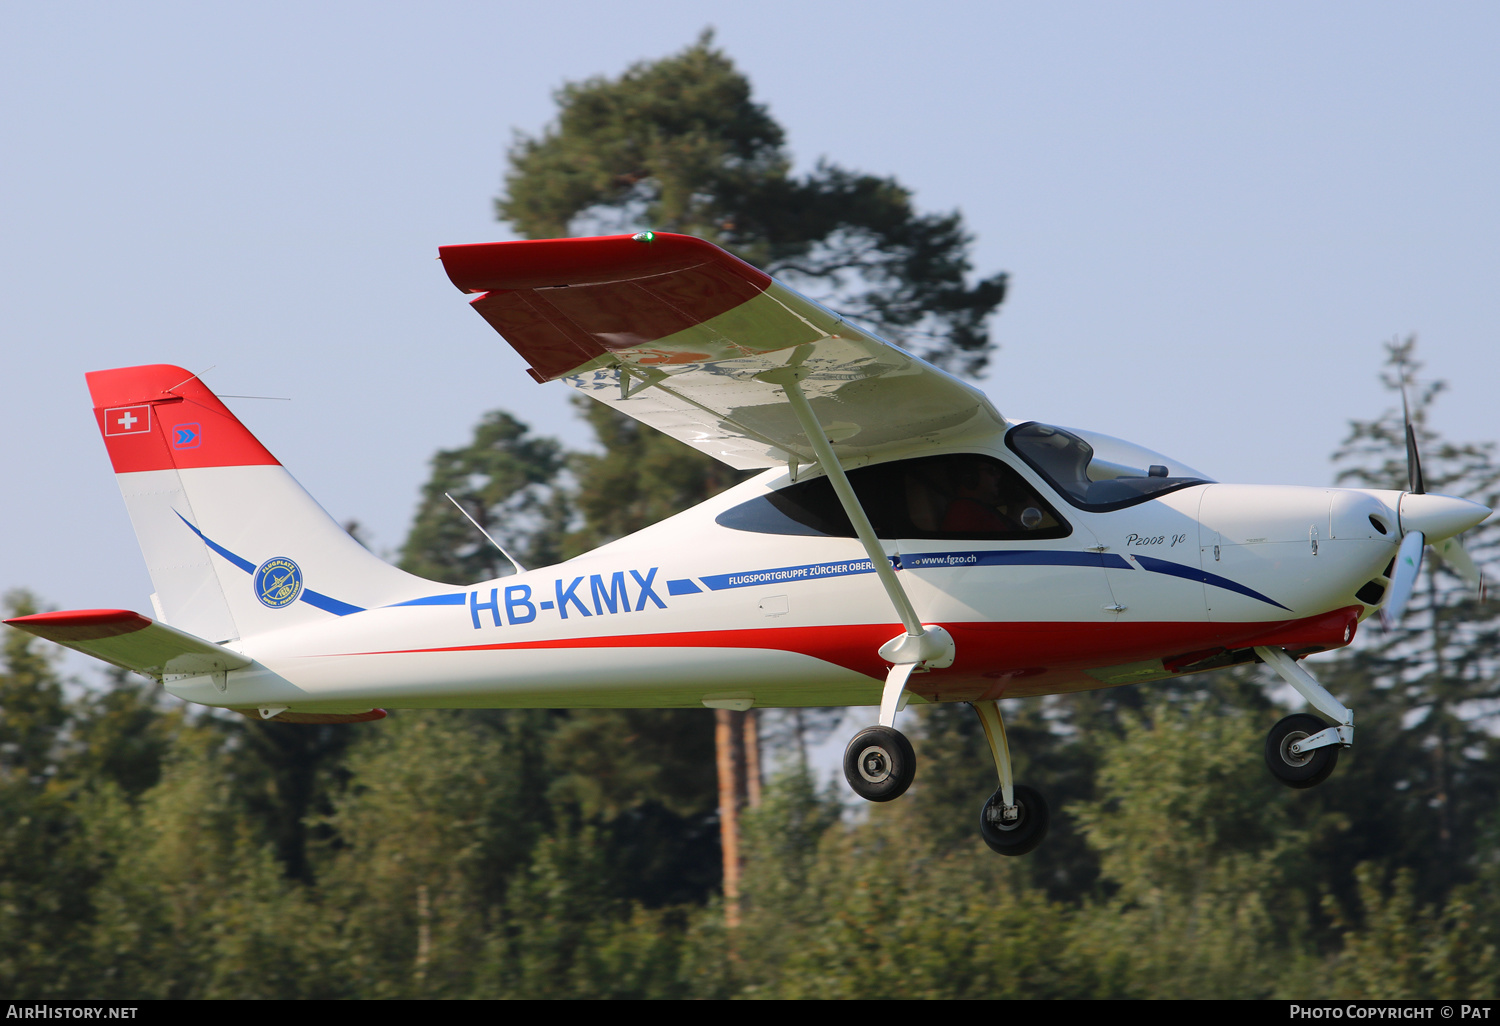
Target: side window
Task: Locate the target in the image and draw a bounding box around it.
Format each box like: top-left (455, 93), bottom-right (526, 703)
top-left (716, 453), bottom-right (1070, 540)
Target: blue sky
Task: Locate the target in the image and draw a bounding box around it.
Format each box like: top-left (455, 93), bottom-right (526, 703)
top-left (4, 2), bottom-right (1497, 626)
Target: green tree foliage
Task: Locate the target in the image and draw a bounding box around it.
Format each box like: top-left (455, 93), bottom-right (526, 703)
top-left (1325, 864), bottom-right (1500, 1000)
top-left (0, 590), bottom-right (68, 784)
top-left (216, 716), bottom-right (364, 886)
top-left (400, 410), bottom-right (568, 580)
top-left (478, 823), bottom-right (689, 999)
top-left (0, 591), bottom-right (100, 997)
top-left (678, 770), bottom-right (1088, 999)
top-left (501, 31), bottom-right (1007, 377)
top-left (1069, 701), bottom-right (1319, 998)
top-left (83, 727), bottom-right (337, 999)
top-left (316, 711), bottom-right (528, 997)
top-left (305, 709), bottom-right (706, 997)
top-left (566, 397), bottom-right (750, 550)
top-left (69, 668), bottom-right (178, 799)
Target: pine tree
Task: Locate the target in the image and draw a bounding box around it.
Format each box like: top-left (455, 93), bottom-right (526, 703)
top-left (400, 411), bottom-right (568, 581)
top-left (1318, 338), bottom-right (1500, 903)
top-left (500, 30), bottom-right (1007, 377)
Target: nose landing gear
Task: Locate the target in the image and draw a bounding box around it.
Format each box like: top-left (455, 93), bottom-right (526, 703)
top-left (1255, 646), bottom-right (1353, 790)
top-left (1264, 712), bottom-right (1340, 789)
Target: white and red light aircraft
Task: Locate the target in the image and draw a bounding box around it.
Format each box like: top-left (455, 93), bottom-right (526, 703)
top-left (8, 232), bottom-right (1489, 855)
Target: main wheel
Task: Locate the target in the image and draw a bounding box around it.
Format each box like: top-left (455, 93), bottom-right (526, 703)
top-left (980, 784), bottom-right (1049, 856)
top-left (843, 726), bottom-right (916, 802)
top-left (1265, 713), bottom-right (1339, 789)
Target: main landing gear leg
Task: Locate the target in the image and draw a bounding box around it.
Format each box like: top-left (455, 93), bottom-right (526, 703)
top-left (761, 361), bottom-right (957, 806)
top-left (841, 629), bottom-right (957, 802)
top-left (1254, 646), bottom-right (1353, 789)
top-left (972, 700), bottom-right (1048, 856)
top-left (842, 659), bottom-right (923, 802)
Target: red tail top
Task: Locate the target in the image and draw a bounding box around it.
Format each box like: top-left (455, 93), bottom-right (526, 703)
top-left (86, 365), bottom-right (280, 474)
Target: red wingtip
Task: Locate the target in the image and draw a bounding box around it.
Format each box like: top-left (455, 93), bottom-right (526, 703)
top-left (5, 609), bottom-right (153, 642)
top-left (436, 234), bottom-right (773, 381)
top-left (437, 232), bottom-right (770, 294)
top-left (86, 365), bottom-right (280, 474)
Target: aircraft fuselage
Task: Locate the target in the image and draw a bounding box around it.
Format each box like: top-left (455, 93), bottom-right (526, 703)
top-left (165, 433), bottom-right (1402, 715)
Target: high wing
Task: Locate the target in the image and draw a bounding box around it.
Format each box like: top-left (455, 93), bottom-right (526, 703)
top-left (438, 233), bottom-right (1003, 470)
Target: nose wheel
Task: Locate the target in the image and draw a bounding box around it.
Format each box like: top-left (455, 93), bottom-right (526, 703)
top-left (843, 725), bottom-right (916, 802)
top-left (1254, 648), bottom-right (1353, 790)
top-left (1264, 713), bottom-right (1340, 789)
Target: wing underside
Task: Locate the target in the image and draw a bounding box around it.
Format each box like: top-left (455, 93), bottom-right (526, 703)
top-left (438, 233), bottom-right (1003, 470)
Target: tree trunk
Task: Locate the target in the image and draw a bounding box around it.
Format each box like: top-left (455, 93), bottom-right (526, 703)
top-left (715, 708), bottom-right (742, 928)
top-left (743, 708), bottom-right (762, 808)
top-left (716, 708), bottom-right (765, 928)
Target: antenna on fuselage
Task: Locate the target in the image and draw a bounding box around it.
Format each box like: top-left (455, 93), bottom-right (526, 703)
top-left (444, 492), bottom-right (526, 576)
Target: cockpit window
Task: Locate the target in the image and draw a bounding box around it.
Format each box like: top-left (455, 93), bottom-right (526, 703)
top-left (716, 453), bottom-right (1070, 540)
top-left (1006, 422), bottom-right (1211, 511)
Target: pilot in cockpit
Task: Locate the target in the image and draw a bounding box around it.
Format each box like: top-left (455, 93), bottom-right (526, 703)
top-left (942, 461), bottom-right (1020, 533)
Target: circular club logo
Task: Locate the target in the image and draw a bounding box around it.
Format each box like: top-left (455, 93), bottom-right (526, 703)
top-left (254, 557), bottom-right (304, 609)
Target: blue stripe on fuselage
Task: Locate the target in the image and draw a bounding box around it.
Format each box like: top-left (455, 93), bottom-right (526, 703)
top-left (1130, 553), bottom-right (1291, 610)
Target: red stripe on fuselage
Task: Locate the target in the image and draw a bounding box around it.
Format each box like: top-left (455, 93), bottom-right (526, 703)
top-left (320, 608), bottom-right (1360, 701)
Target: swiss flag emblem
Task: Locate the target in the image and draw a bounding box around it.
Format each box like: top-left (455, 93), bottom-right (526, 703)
top-left (105, 405), bottom-right (152, 436)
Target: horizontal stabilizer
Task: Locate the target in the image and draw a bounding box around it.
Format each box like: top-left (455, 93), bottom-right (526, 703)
top-left (3, 609), bottom-right (252, 679)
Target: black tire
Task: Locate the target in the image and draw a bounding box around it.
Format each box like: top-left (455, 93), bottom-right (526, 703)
top-left (1264, 713), bottom-right (1339, 789)
top-left (979, 784), bottom-right (1049, 856)
top-left (842, 725), bottom-right (916, 802)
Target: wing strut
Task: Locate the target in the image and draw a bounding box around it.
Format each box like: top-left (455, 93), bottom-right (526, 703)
top-left (757, 361), bottom-right (954, 725)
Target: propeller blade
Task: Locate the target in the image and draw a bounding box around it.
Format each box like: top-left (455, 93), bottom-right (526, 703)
top-left (1399, 369), bottom-right (1426, 495)
top-left (1405, 423), bottom-right (1426, 495)
top-left (1434, 536), bottom-right (1486, 599)
top-left (1383, 530), bottom-right (1426, 625)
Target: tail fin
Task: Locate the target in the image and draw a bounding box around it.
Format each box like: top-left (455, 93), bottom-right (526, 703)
top-left (88, 365), bottom-right (438, 642)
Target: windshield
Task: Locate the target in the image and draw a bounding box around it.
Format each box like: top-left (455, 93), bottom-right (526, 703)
top-left (1006, 422), bottom-right (1212, 511)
